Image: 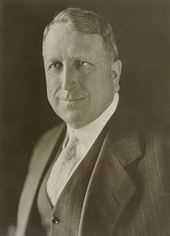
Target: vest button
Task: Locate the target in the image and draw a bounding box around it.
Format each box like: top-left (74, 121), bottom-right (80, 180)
top-left (51, 215), bottom-right (60, 224)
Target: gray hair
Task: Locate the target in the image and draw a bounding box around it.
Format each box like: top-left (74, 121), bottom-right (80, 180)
top-left (42, 8), bottom-right (119, 60)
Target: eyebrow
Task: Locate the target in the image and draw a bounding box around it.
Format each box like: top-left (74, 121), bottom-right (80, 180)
top-left (45, 55), bottom-right (95, 63)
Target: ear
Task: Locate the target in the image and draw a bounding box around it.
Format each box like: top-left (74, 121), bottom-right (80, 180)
top-left (111, 59), bottom-right (122, 93)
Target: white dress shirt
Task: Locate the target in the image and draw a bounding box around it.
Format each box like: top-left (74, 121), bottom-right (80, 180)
top-left (67, 92), bottom-right (119, 156)
top-left (47, 93), bottom-right (119, 205)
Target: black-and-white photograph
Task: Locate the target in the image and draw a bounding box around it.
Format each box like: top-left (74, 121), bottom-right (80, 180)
top-left (1, 0), bottom-right (170, 235)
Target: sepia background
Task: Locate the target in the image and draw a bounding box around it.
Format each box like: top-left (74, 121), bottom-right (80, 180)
top-left (0, 0), bottom-right (170, 234)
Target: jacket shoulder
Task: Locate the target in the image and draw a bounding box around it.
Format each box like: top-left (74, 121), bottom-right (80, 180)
top-left (37, 124), bottom-right (63, 146)
top-left (29, 123), bottom-right (65, 170)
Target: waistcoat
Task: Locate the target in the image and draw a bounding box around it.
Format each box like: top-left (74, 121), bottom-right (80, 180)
top-left (37, 129), bottom-right (106, 236)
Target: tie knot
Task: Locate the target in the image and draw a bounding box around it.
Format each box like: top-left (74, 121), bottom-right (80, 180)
top-left (68, 134), bottom-right (78, 147)
top-left (64, 135), bottom-right (79, 160)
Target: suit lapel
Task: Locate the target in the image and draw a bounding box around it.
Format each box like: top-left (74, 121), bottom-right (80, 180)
top-left (79, 115), bottom-right (142, 236)
top-left (16, 123), bottom-right (66, 236)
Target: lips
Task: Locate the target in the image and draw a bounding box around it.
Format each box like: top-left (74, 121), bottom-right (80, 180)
top-left (61, 96), bottom-right (85, 101)
top-left (58, 90), bottom-right (87, 101)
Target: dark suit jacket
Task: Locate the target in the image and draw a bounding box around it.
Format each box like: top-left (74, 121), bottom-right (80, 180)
top-left (15, 110), bottom-right (170, 236)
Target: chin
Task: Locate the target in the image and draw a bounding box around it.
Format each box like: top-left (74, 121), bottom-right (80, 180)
top-left (59, 111), bottom-right (85, 128)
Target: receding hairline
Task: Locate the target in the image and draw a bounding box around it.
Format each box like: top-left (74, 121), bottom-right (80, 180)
top-left (43, 22), bottom-right (112, 58)
top-left (42, 8), bottom-right (119, 60)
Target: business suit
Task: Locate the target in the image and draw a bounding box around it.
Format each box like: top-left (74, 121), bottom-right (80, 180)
top-left (15, 109), bottom-right (170, 236)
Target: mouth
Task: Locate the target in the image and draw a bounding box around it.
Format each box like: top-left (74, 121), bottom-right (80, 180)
top-left (59, 96), bottom-right (86, 102)
top-left (62, 98), bottom-right (85, 102)
top-left (59, 97), bottom-right (87, 109)
top-left (57, 90), bottom-right (87, 101)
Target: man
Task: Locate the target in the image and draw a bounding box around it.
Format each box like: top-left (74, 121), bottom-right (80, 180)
top-left (14, 7), bottom-right (170, 236)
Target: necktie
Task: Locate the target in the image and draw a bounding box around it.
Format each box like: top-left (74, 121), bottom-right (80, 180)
top-left (46, 135), bottom-right (79, 206)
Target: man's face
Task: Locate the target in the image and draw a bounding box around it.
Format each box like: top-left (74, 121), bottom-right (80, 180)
top-left (43, 23), bottom-right (120, 128)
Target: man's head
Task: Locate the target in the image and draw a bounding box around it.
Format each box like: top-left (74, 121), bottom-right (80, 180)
top-left (42, 8), bottom-right (122, 128)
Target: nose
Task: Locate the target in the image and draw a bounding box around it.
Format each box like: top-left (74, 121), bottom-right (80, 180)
top-left (61, 64), bottom-right (77, 90)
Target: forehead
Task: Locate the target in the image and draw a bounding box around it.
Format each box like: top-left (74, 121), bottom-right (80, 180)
top-left (43, 23), bottom-right (107, 60)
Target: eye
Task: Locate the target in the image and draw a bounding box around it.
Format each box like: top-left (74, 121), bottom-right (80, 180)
top-left (75, 60), bottom-right (92, 70)
top-left (48, 61), bottom-right (63, 71)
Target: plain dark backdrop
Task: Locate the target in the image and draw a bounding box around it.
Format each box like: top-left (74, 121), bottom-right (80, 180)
top-left (0, 0), bottom-right (170, 232)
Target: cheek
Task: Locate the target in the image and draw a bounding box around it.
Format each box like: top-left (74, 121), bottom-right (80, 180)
top-left (85, 70), bottom-right (107, 91)
top-left (46, 75), bottom-right (60, 93)
top-left (86, 74), bottom-right (113, 103)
